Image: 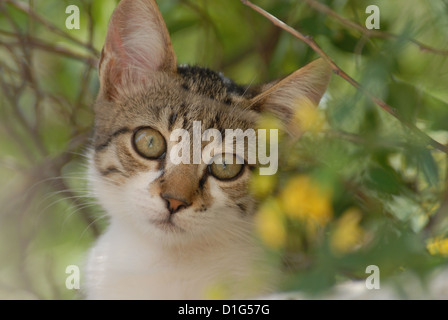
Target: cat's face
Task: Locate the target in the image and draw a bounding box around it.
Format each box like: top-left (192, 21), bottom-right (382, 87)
top-left (89, 0), bottom-right (331, 244)
top-left (91, 67), bottom-right (261, 242)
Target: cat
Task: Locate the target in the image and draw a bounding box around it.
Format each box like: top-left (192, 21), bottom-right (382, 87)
top-left (84, 0), bottom-right (331, 299)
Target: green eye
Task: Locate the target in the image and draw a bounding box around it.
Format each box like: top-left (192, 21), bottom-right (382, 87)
top-left (209, 154), bottom-right (244, 180)
top-left (133, 127), bottom-right (166, 159)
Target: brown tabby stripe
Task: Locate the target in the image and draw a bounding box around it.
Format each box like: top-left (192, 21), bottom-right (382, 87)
top-left (117, 147), bottom-right (148, 175)
top-left (95, 127), bottom-right (131, 152)
top-left (99, 166), bottom-right (126, 177)
top-left (236, 202), bottom-right (247, 213)
top-left (168, 112), bottom-right (178, 130)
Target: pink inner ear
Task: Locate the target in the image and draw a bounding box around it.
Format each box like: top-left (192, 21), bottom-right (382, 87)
top-left (98, 0), bottom-right (177, 100)
top-left (104, 8), bottom-right (158, 73)
top-left (107, 23), bottom-right (125, 62)
top-left (100, 23), bottom-right (125, 72)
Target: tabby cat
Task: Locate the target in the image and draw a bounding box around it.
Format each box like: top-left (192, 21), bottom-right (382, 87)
top-left (85, 0), bottom-right (331, 299)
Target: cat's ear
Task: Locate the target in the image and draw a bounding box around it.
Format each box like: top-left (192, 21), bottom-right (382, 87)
top-left (99, 0), bottom-right (177, 100)
top-left (250, 58), bottom-right (332, 136)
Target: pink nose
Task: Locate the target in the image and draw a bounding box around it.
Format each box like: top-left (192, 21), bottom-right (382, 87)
top-left (161, 194), bottom-right (190, 214)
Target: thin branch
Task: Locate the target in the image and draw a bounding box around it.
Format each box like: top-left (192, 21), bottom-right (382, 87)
top-left (179, 0), bottom-right (224, 65)
top-left (73, 1), bottom-right (95, 127)
top-left (424, 157), bottom-right (448, 236)
top-left (0, 70), bottom-right (48, 157)
top-left (180, 0), bottom-right (220, 35)
top-left (3, 0), bottom-right (99, 56)
top-left (302, 0), bottom-right (448, 56)
top-left (1, 37), bottom-right (98, 67)
top-left (325, 130), bottom-right (411, 150)
top-left (241, 0), bottom-right (448, 155)
top-left (0, 116), bottom-right (36, 162)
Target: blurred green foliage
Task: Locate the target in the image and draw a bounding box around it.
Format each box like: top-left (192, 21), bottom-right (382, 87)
top-left (0, 0), bottom-right (447, 299)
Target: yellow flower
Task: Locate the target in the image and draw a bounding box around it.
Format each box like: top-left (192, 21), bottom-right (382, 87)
top-left (256, 113), bottom-right (284, 133)
top-left (427, 237), bottom-right (448, 257)
top-left (330, 208), bottom-right (365, 255)
top-left (250, 172), bottom-right (277, 198)
top-left (293, 98), bottom-right (325, 134)
top-left (204, 281), bottom-right (231, 300)
top-left (255, 113), bottom-right (285, 147)
top-left (280, 175), bottom-right (332, 226)
top-left (255, 198), bottom-right (286, 249)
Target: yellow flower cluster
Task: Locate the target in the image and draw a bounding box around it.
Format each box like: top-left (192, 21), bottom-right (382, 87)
top-left (280, 175), bottom-right (333, 226)
top-left (254, 175), bottom-right (333, 249)
top-left (204, 281), bottom-right (231, 300)
top-left (255, 113), bottom-right (284, 143)
top-left (293, 98), bottom-right (325, 134)
top-left (250, 173), bottom-right (277, 198)
top-left (255, 198), bottom-right (285, 249)
top-left (330, 208), bottom-right (365, 255)
top-left (427, 237), bottom-right (448, 257)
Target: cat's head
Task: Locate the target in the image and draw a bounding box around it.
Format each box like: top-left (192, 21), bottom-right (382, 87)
top-left (89, 0), bottom-right (331, 245)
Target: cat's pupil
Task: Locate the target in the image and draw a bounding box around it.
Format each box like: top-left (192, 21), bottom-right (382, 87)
top-left (147, 137), bottom-right (154, 148)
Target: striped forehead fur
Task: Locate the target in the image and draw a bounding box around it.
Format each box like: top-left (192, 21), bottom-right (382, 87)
top-left (94, 65), bottom-right (260, 150)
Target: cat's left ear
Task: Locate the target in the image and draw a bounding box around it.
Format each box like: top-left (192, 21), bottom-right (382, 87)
top-left (99, 0), bottom-right (177, 100)
top-left (249, 58), bottom-right (332, 136)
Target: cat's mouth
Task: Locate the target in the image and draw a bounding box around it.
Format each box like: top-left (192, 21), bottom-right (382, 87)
top-left (150, 217), bottom-right (185, 233)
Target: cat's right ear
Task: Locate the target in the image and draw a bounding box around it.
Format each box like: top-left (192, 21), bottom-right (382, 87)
top-left (248, 58), bottom-right (332, 137)
top-left (99, 0), bottom-right (177, 101)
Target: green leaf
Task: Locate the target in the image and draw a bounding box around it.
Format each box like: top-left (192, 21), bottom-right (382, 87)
top-left (419, 93), bottom-right (448, 131)
top-left (167, 18), bottom-right (200, 35)
top-left (386, 82), bottom-right (421, 124)
top-left (366, 166), bottom-right (401, 194)
top-left (418, 149), bottom-right (439, 187)
top-left (331, 29), bottom-right (372, 55)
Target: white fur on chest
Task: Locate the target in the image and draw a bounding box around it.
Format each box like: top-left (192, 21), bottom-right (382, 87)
top-left (84, 220), bottom-right (265, 299)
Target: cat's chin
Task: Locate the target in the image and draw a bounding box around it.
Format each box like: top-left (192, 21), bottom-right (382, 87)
top-left (149, 218), bottom-right (186, 233)
top-left (136, 212), bottom-right (225, 245)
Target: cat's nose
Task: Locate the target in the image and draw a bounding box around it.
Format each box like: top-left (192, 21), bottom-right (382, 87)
top-left (161, 194), bottom-right (190, 214)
